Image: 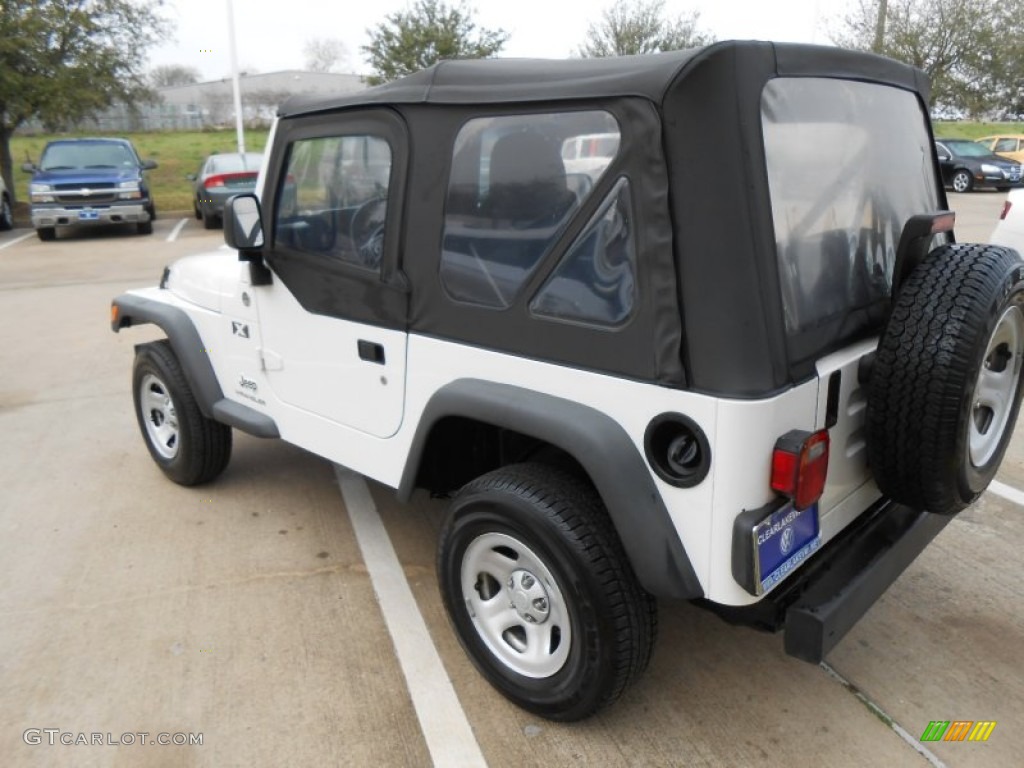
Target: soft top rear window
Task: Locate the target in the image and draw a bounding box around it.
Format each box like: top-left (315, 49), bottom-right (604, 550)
top-left (762, 78), bottom-right (940, 366)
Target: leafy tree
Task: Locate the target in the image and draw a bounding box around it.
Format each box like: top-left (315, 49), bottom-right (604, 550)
top-left (304, 37), bottom-right (350, 73)
top-left (577, 0), bottom-right (715, 58)
top-left (361, 0), bottom-right (509, 86)
top-left (0, 0), bottom-right (169, 201)
top-left (150, 64), bottom-right (201, 88)
top-left (833, 0), bottom-right (1022, 116)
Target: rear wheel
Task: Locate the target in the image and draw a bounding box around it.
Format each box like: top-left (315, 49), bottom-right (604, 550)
top-left (437, 463), bottom-right (656, 721)
top-left (137, 220), bottom-right (153, 235)
top-left (37, 227), bottom-right (56, 241)
top-left (202, 209), bottom-right (218, 230)
top-left (952, 169), bottom-right (974, 193)
top-left (867, 243), bottom-right (1024, 514)
top-left (132, 340), bottom-right (232, 486)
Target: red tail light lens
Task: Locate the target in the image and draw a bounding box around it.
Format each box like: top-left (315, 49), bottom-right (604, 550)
top-left (770, 429), bottom-right (830, 510)
top-left (205, 174), bottom-right (226, 188)
top-left (1001, 201), bottom-right (1012, 221)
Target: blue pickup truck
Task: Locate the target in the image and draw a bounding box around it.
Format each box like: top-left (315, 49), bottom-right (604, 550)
top-left (23, 137), bottom-right (158, 241)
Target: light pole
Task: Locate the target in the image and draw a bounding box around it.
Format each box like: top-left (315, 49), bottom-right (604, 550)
top-left (873, 0), bottom-right (888, 54)
top-left (226, 0), bottom-right (245, 154)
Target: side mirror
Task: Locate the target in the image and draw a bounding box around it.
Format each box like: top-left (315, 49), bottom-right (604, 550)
top-left (936, 153), bottom-right (950, 161)
top-left (21, 162), bottom-right (36, 173)
top-left (225, 194), bottom-right (265, 252)
top-left (142, 159), bottom-right (158, 170)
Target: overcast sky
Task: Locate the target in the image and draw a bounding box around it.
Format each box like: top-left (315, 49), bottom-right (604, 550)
top-left (149, 0), bottom-right (854, 80)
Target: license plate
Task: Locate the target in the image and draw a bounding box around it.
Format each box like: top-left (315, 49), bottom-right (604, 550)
top-left (754, 501), bottom-right (821, 594)
top-left (78, 210), bottom-right (99, 221)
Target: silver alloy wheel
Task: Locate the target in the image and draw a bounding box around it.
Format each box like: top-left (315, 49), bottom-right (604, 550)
top-left (140, 373), bottom-right (179, 460)
top-left (970, 305), bottom-right (1024, 466)
top-left (460, 532), bottom-right (571, 678)
top-left (952, 171), bottom-right (972, 193)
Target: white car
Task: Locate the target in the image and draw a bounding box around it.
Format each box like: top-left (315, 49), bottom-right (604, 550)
top-left (111, 42), bottom-right (1024, 721)
top-left (0, 174), bottom-right (13, 230)
top-left (991, 188), bottom-right (1024, 253)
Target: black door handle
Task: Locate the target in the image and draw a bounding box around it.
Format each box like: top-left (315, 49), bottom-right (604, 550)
top-left (357, 340), bottom-right (386, 364)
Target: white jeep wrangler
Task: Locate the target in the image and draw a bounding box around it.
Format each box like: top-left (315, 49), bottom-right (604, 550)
top-left (112, 41), bottom-right (1024, 721)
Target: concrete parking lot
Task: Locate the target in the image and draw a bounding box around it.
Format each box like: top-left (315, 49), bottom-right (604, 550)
top-left (1, 195), bottom-right (1022, 767)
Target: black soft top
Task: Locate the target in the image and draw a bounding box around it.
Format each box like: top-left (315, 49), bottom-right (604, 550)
top-left (279, 40), bottom-right (929, 116)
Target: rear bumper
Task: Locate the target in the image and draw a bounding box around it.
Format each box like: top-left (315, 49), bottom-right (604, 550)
top-left (709, 497), bottom-right (952, 663)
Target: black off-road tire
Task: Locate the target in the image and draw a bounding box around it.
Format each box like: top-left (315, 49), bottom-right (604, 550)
top-left (867, 243), bottom-right (1024, 514)
top-left (132, 340), bottom-right (232, 486)
top-left (437, 463), bottom-right (657, 721)
top-left (37, 227), bottom-right (56, 241)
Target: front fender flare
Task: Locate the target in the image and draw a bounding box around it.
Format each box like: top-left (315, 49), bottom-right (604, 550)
top-left (399, 380), bottom-right (702, 599)
top-left (112, 293), bottom-right (278, 438)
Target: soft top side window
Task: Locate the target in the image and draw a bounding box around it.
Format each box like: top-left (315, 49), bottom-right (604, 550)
top-left (274, 134), bottom-right (392, 272)
top-left (440, 110), bottom-right (621, 308)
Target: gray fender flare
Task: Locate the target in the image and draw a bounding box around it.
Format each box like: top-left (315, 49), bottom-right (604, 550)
top-left (112, 293), bottom-right (278, 438)
top-left (398, 379), bottom-right (703, 599)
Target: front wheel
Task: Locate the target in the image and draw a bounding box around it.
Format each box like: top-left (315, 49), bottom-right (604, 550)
top-left (437, 464), bottom-right (656, 721)
top-left (132, 340), bottom-right (232, 485)
top-left (952, 169), bottom-right (974, 193)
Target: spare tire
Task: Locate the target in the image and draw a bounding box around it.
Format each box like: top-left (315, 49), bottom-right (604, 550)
top-left (867, 243), bottom-right (1024, 515)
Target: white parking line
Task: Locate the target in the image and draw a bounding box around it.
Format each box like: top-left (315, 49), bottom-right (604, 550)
top-left (821, 662), bottom-right (947, 768)
top-left (988, 479), bottom-right (1024, 507)
top-left (0, 232), bottom-right (34, 251)
top-left (165, 218), bottom-right (188, 243)
top-left (333, 466), bottom-right (486, 768)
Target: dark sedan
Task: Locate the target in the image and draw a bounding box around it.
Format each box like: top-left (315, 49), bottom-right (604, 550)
top-left (934, 139), bottom-right (1022, 192)
top-left (189, 152), bottom-right (262, 228)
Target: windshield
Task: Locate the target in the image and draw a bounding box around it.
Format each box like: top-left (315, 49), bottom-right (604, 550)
top-left (945, 141), bottom-right (991, 158)
top-left (762, 78), bottom-right (941, 366)
top-left (40, 142), bottom-right (138, 171)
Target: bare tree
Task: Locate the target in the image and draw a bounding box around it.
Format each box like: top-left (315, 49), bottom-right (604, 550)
top-left (303, 37), bottom-right (350, 73)
top-left (150, 64), bottom-right (201, 88)
top-left (577, 0), bottom-right (715, 58)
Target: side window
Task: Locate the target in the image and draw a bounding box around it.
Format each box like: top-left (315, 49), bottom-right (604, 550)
top-left (274, 135), bottom-right (392, 270)
top-left (995, 138), bottom-right (1017, 152)
top-left (530, 178), bottom-right (636, 327)
top-left (440, 110), bottom-right (620, 308)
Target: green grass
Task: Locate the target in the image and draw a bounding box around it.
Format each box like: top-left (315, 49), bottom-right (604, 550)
top-left (11, 129), bottom-right (270, 212)
top-left (931, 122), bottom-right (1024, 140)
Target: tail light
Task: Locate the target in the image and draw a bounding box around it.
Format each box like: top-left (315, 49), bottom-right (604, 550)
top-left (1001, 200), bottom-right (1012, 220)
top-left (770, 429), bottom-right (830, 510)
top-left (204, 172), bottom-right (257, 188)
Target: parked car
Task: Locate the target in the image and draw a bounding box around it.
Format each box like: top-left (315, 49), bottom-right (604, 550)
top-left (975, 134), bottom-right (1024, 164)
top-left (991, 188), bottom-right (1024, 253)
top-left (561, 131), bottom-right (620, 180)
top-left (112, 42), bottom-right (1024, 721)
top-left (934, 138), bottom-right (1022, 192)
top-left (188, 152), bottom-right (262, 229)
top-left (23, 138), bottom-right (157, 240)
top-left (0, 174), bottom-right (12, 231)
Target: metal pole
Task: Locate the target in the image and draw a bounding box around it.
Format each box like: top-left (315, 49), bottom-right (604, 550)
top-left (873, 0), bottom-right (888, 54)
top-left (227, 0), bottom-right (245, 154)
